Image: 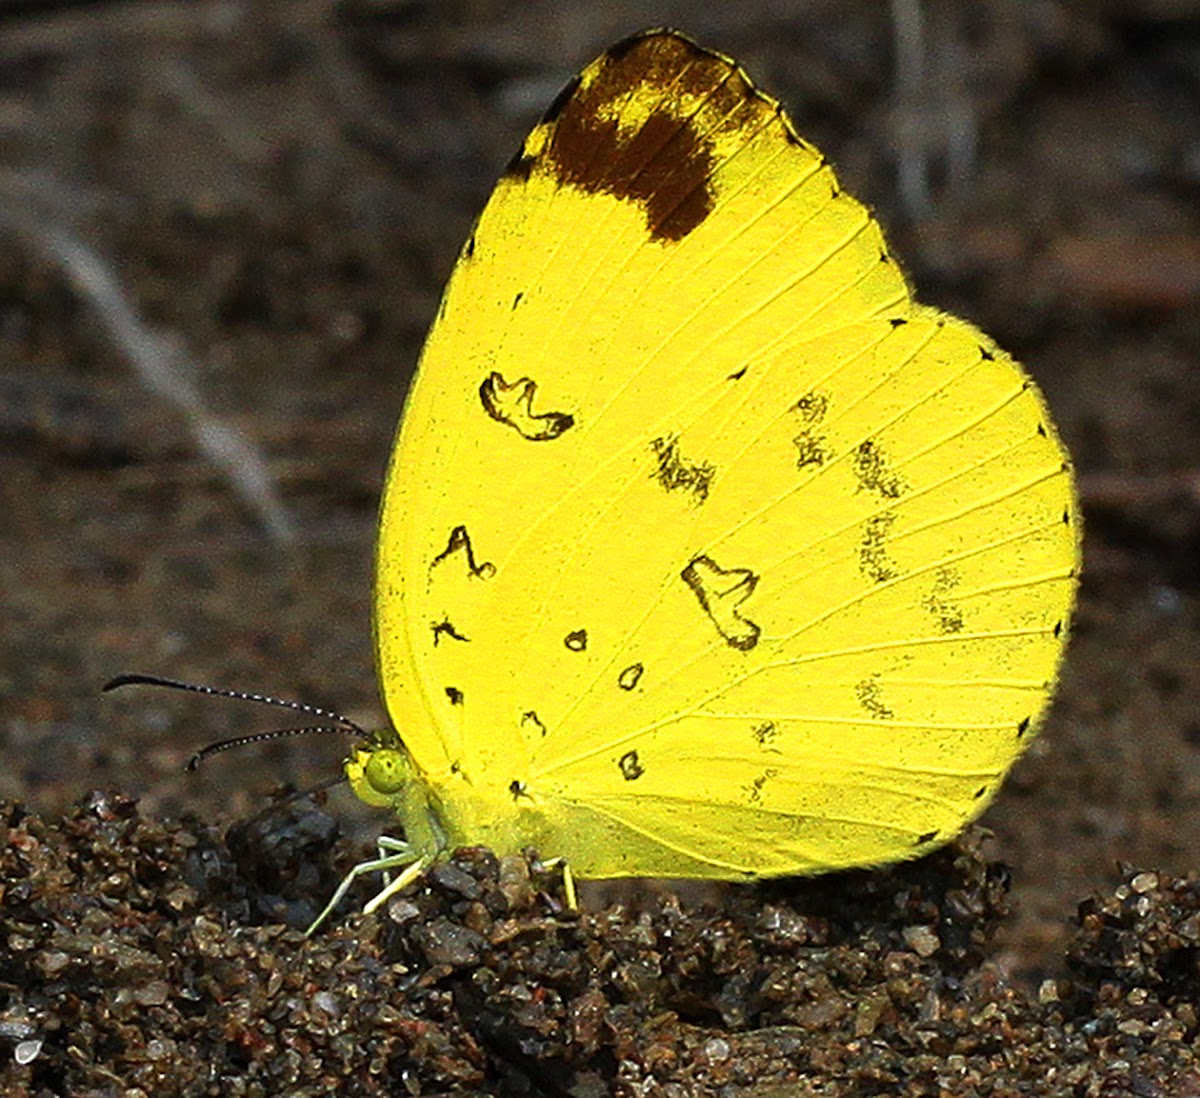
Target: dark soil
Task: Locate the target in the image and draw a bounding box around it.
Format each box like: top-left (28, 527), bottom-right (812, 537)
top-left (3, 1), bottom-right (1200, 1094)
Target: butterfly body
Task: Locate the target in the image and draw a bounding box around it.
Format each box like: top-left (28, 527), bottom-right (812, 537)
top-left (351, 30), bottom-right (1079, 889)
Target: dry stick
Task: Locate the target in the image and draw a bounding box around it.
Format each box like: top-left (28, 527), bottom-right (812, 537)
top-left (0, 194), bottom-right (294, 543)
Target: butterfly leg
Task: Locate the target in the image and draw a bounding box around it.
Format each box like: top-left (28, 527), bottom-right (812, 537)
top-left (362, 855), bottom-right (432, 916)
top-left (304, 838), bottom-right (420, 937)
top-left (535, 856), bottom-right (578, 909)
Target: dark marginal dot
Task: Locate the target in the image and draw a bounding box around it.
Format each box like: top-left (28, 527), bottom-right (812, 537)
top-left (1017, 716), bottom-right (1031, 737)
top-left (1062, 509), bottom-right (1070, 524)
top-left (915, 830), bottom-right (938, 846)
top-left (503, 150), bottom-right (536, 182)
top-left (974, 786), bottom-right (987, 799)
top-left (565, 629), bottom-right (588, 652)
top-left (445, 686), bottom-right (464, 705)
top-left (619, 750), bottom-right (644, 781)
top-left (541, 74), bottom-right (580, 123)
top-left (980, 346), bottom-right (995, 361)
top-left (617, 663), bottom-right (644, 690)
top-left (889, 316), bottom-right (906, 327)
top-left (783, 126), bottom-right (801, 147)
top-left (1037, 423), bottom-right (1047, 437)
top-left (1054, 620), bottom-right (1063, 638)
top-left (879, 250), bottom-right (889, 263)
top-left (432, 620), bottom-right (469, 645)
top-left (464, 235), bottom-right (475, 258)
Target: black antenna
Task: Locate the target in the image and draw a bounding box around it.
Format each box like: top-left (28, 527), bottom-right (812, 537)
top-left (103, 672), bottom-right (373, 772)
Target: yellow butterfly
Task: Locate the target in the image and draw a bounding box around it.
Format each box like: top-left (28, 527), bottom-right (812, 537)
top-left (330, 29), bottom-right (1080, 928)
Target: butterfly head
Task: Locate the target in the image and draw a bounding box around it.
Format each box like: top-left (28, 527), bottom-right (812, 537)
top-left (345, 728), bottom-right (415, 808)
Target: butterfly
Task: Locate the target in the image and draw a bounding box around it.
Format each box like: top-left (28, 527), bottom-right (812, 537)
top-left (115, 28), bottom-right (1080, 933)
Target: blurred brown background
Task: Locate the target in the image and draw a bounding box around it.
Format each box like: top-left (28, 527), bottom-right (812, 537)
top-left (2, 0), bottom-right (1199, 979)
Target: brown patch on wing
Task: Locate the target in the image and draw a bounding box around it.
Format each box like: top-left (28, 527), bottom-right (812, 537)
top-left (527, 32), bottom-right (768, 243)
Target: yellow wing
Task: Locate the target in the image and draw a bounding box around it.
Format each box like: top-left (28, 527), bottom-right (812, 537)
top-left (369, 29), bottom-right (1079, 879)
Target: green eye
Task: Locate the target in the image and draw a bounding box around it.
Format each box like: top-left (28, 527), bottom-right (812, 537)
top-left (364, 749), bottom-right (408, 795)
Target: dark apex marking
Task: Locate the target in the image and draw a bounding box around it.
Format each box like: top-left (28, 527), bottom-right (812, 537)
top-left (432, 525), bottom-right (496, 579)
top-left (542, 33), bottom-right (729, 243)
top-left (432, 619), bottom-right (469, 645)
top-left (681, 555), bottom-right (761, 651)
top-left (651, 436), bottom-right (715, 503)
top-left (541, 74), bottom-right (581, 124)
top-left (1017, 716), bottom-right (1031, 738)
top-left (521, 711), bottom-right (548, 738)
top-left (565, 629), bottom-right (588, 652)
top-left (617, 663), bottom-right (644, 691)
top-left (619, 750), bottom-right (645, 781)
top-left (859, 512), bottom-right (898, 583)
top-left (915, 829), bottom-right (939, 846)
top-left (480, 372), bottom-right (574, 441)
top-left (853, 439), bottom-right (906, 500)
top-left (980, 346), bottom-right (995, 361)
top-left (855, 676), bottom-right (894, 721)
top-left (445, 686), bottom-right (464, 705)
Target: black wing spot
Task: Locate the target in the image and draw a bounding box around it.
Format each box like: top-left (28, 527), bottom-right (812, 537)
top-left (752, 721), bottom-right (779, 750)
top-left (618, 750), bottom-right (644, 781)
top-left (974, 786), bottom-right (988, 799)
top-left (512, 292), bottom-right (524, 310)
top-left (522, 711), bottom-right (548, 738)
top-left (728, 366), bottom-right (747, 380)
top-left (859, 512), bottom-right (898, 583)
top-left (480, 372), bottom-right (574, 441)
top-left (618, 663), bottom-right (644, 690)
top-left (432, 525), bottom-right (497, 579)
top-left (681, 555), bottom-right (761, 651)
top-left (853, 439), bottom-right (906, 500)
top-left (922, 566), bottom-right (965, 635)
top-left (855, 676), bottom-right (894, 721)
top-left (509, 779), bottom-right (529, 800)
top-left (432, 620), bottom-right (469, 645)
top-left (1054, 620), bottom-right (1063, 638)
top-left (915, 829), bottom-right (938, 846)
top-left (445, 686), bottom-right (464, 705)
top-left (743, 769), bottom-right (778, 804)
top-left (650, 436), bottom-right (715, 503)
top-left (1062, 509), bottom-right (1071, 525)
top-left (464, 235), bottom-right (476, 259)
top-left (1037, 423), bottom-right (1047, 438)
top-left (980, 346), bottom-right (995, 361)
top-left (565, 629), bottom-right (588, 652)
top-left (1017, 716), bottom-right (1031, 738)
